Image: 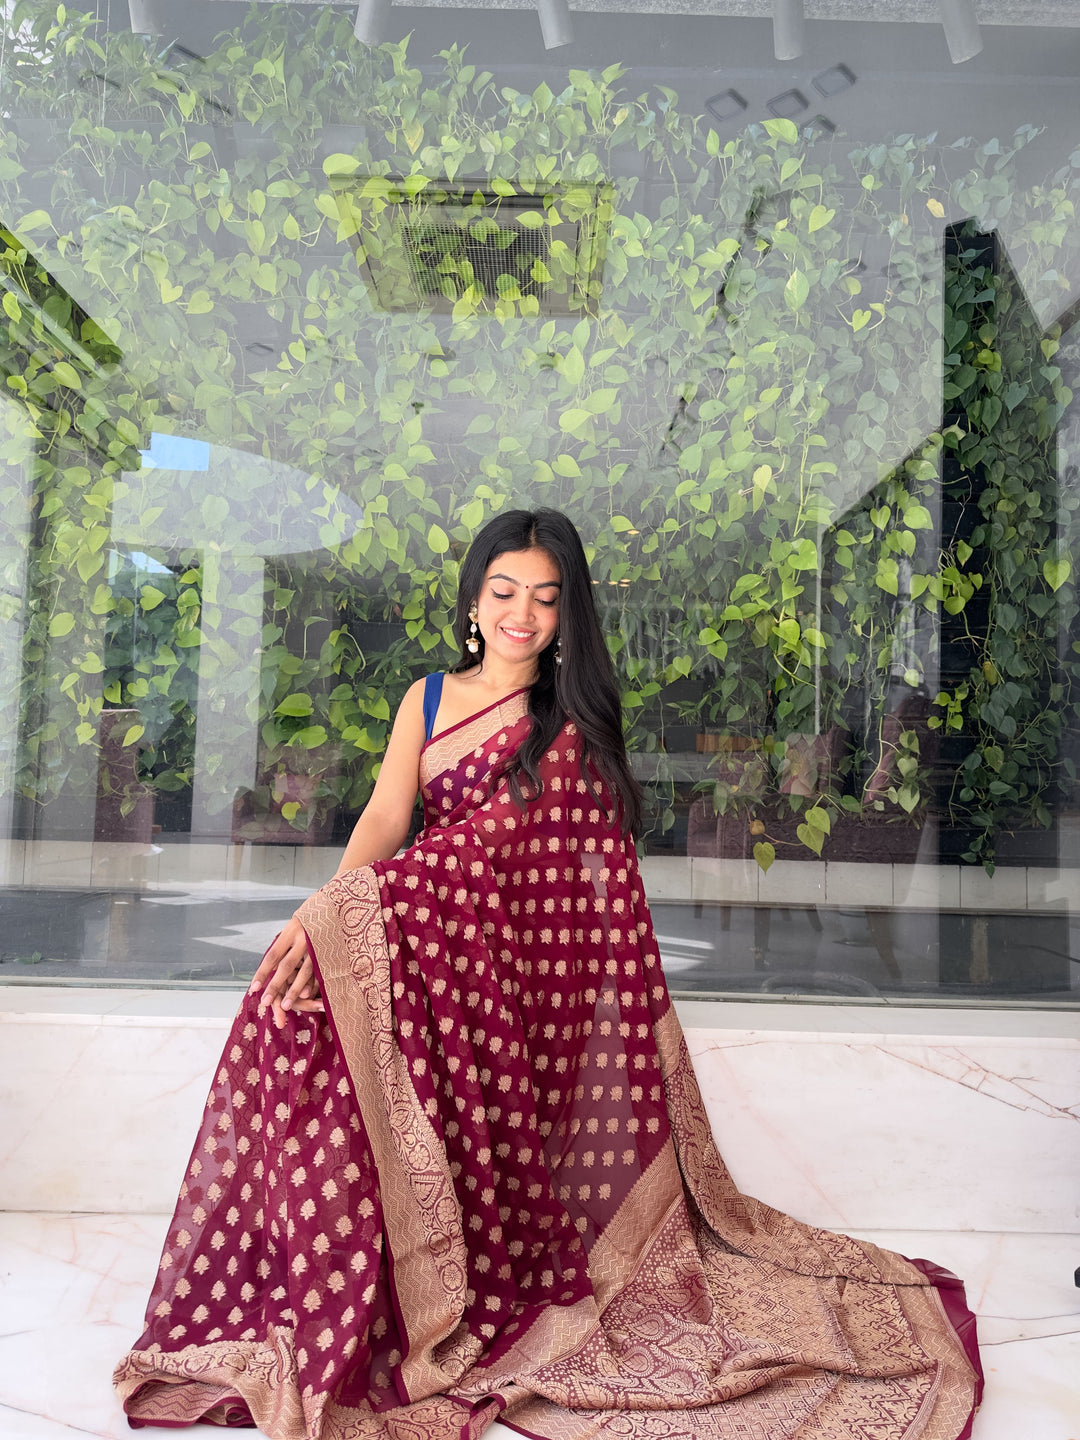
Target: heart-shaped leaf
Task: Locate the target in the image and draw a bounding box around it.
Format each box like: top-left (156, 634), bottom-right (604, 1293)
top-left (1043, 557), bottom-right (1071, 592)
top-left (784, 268), bottom-right (809, 312)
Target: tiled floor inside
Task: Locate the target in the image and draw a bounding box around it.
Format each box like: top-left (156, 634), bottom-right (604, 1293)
top-left (0, 1213), bottom-right (1076, 1439)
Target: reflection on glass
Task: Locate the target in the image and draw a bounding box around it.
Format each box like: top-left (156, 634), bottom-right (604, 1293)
top-left (0, 3), bottom-right (1076, 1001)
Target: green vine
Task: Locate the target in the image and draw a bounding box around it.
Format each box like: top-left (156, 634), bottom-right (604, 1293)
top-left (0, 2), bottom-right (1077, 863)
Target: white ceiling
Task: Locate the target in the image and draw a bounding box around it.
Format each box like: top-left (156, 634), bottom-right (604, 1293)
top-left (193, 0), bottom-right (1080, 18)
top-left (416, 1), bottom-right (1080, 17)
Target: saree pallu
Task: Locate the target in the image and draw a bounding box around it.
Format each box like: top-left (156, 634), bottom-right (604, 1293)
top-left (115, 690), bottom-right (983, 1440)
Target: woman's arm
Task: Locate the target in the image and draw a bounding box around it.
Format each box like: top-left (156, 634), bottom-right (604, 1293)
top-left (333, 678), bottom-right (427, 874)
top-left (249, 679), bottom-right (428, 1026)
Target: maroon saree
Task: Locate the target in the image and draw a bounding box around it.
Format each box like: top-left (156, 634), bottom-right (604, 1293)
top-left (115, 690), bottom-right (983, 1440)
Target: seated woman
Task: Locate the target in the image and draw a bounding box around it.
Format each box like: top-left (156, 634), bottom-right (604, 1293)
top-left (114, 508), bottom-right (982, 1439)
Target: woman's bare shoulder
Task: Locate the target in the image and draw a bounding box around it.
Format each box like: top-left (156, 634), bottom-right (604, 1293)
top-left (390, 677), bottom-right (428, 734)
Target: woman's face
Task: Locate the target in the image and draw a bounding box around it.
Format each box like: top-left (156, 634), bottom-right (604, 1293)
top-left (474, 547), bottom-right (561, 669)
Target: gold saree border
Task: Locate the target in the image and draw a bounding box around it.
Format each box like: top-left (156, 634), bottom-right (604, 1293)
top-left (584, 1146), bottom-right (683, 1310)
top-left (421, 691), bottom-right (530, 789)
top-left (299, 868), bottom-right (470, 1404)
top-left (890, 1277), bottom-right (982, 1440)
top-left (115, 1324), bottom-right (372, 1439)
top-left (650, 1004), bottom-right (981, 1440)
top-left (115, 1326), bottom-right (486, 1440)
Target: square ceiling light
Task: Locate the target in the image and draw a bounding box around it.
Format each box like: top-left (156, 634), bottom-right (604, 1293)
top-left (812, 63), bottom-right (856, 98)
top-left (705, 89), bottom-right (748, 124)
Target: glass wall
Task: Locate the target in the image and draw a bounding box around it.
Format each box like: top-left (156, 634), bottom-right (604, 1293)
top-left (1, 0), bottom-right (1078, 1002)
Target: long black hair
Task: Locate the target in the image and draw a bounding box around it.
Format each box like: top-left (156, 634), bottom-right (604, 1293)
top-left (451, 508), bottom-right (643, 837)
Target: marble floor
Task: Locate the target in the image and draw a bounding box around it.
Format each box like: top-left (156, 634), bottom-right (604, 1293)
top-left (0, 1213), bottom-right (1076, 1439)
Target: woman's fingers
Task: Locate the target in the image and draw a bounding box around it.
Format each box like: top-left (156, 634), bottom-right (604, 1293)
top-left (280, 957), bottom-right (314, 1012)
top-left (246, 915), bottom-right (321, 1028)
top-left (262, 948), bottom-right (306, 1018)
top-left (249, 921), bottom-right (299, 990)
top-left (271, 956), bottom-right (310, 1028)
top-left (250, 918), bottom-right (309, 1003)
top-left (248, 930), bottom-right (289, 993)
top-left (276, 956), bottom-right (315, 1025)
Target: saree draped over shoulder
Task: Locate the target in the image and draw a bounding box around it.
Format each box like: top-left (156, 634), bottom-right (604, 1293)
top-left (115, 691), bottom-right (983, 1440)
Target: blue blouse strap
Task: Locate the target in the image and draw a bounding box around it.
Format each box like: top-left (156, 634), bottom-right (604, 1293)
top-left (422, 671), bottom-right (445, 742)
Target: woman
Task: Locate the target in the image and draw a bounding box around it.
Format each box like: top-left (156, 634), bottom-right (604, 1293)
top-left (115, 509), bottom-right (982, 1440)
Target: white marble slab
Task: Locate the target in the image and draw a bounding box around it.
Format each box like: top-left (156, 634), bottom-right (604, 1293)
top-left (90, 841), bottom-right (159, 889)
top-left (3, 991), bottom-right (1079, 1227)
top-left (637, 854), bottom-right (694, 899)
top-left (674, 999), bottom-right (1080, 1038)
top-left (0, 837), bottom-right (26, 887)
top-left (893, 860), bottom-right (962, 911)
top-left (0, 1213), bottom-right (233, 1440)
top-left (959, 865), bottom-right (1031, 913)
top-left (0, 1213), bottom-right (1074, 1440)
top-left (0, 1211), bottom-right (522, 1440)
top-left (825, 860), bottom-right (894, 905)
top-left (0, 986), bottom-right (242, 1020)
top-left (23, 840), bottom-right (93, 889)
top-left (846, 1230), bottom-right (1080, 1440)
top-left (691, 855), bottom-right (760, 904)
top-left (757, 857), bottom-right (828, 905)
top-left (687, 1028), bottom-right (1080, 1233)
top-left (842, 1228), bottom-right (1080, 1333)
top-left (152, 842), bottom-right (231, 884)
top-left (0, 1015), bottom-right (229, 1211)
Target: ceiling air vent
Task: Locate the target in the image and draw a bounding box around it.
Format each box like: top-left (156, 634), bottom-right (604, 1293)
top-left (329, 177), bottom-right (612, 317)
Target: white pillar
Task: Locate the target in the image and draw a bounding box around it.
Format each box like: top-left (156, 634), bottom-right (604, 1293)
top-left (0, 397), bottom-right (35, 844)
top-left (189, 551), bottom-right (265, 842)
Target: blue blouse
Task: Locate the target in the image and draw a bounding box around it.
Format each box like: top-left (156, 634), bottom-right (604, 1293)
top-left (422, 672), bottom-right (444, 742)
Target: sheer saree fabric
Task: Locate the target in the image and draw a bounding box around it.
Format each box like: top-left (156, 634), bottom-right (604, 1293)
top-left (115, 690), bottom-right (982, 1440)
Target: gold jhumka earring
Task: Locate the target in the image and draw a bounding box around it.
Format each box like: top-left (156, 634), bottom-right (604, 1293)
top-left (466, 606), bottom-right (480, 654)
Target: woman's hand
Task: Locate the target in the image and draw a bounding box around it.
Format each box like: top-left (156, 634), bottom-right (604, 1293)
top-left (248, 915), bottom-right (325, 1029)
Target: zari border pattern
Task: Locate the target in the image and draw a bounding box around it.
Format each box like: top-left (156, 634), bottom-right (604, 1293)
top-left (421, 691), bottom-right (530, 790)
top-left (300, 868), bottom-right (471, 1402)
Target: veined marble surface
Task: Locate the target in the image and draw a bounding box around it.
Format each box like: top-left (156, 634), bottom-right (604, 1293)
top-left (3, 990), bottom-right (1078, 1228)
top-left (686, 1027), bottom-right (1080, 1233)
top-left (0, 1213), bottom-right (1076, 1440)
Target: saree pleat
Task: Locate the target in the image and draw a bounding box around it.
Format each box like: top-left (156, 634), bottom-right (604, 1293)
top-left (115, 695), bottom-right (983, 1440)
